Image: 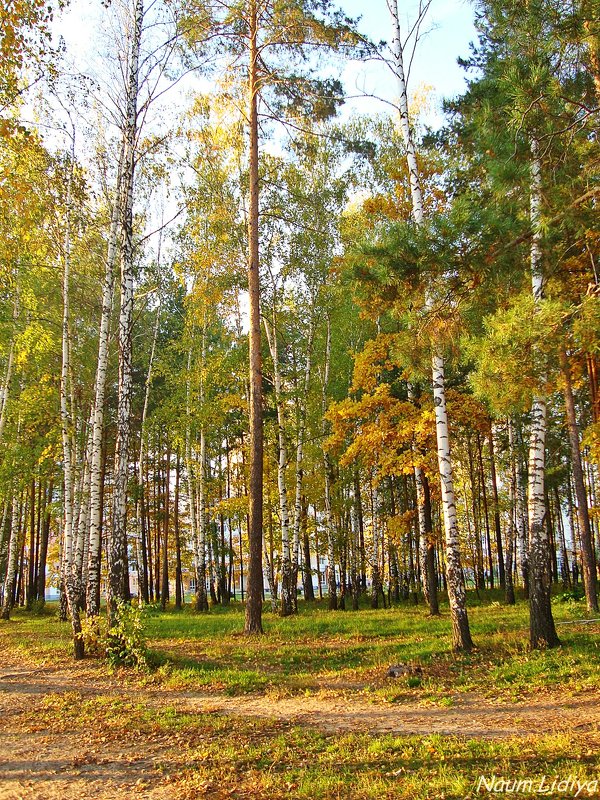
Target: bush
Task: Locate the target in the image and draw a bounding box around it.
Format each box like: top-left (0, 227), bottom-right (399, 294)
top-left (105, 599), bottom-right (149, 669)
top-left (557, 586), bottom-right (585, 603)
top-left (79, 601), bottom-right (149, 669)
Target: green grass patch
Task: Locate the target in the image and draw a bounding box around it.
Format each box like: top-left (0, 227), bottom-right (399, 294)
top-left (1, 592), bottom-right (599, 700)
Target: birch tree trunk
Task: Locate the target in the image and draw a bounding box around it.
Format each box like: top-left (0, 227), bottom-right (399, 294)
top-left (192, 323), bottom-right (210, 612)
top-left (264, 314), bottom-right (293, 616)
top-left (136, 301), bottom-right (160, 603)
top-left (387, 0), bottom-right (472, 649)
top-left (527, 139), bottom-right (559, 649)
top-left (488, 425), bottom-right (505, 589)
top-left (321, 313), bottom-right (337, 610)
top-left (291, 319), bottom-right (314, 610)
top-left (109, 0), bottom-right (145, 620)
top-left (559, 347), bottom-right (598, 612)
top-left (0, 292), bottom-right (18, 447)
top-left (86, 139), bottom-right (126, 616)
top-left (1, 498), bottom-right (20, 619)
top-left (59, 142), bottom-right (85, 658)
top-left (74, 418), bottom-right (93, 609)
top-left (505, 419), bottom-right (517, 605)
top-left (244, 0), bottom-right (264, 634)
top-left (370, 479), bottom-right (384, 608)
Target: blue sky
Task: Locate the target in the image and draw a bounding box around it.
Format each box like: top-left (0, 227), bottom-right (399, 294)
top-left (339, 0), bottom-right (478, 124)
top-left (59, 0), bottom-right (478, 120)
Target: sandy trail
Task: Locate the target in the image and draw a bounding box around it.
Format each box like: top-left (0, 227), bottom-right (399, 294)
top-left (1, 659), bottom-right (599, 799)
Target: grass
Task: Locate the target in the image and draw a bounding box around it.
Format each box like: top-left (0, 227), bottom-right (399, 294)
top-left (7, 691), bottom-right (599, 799)
top-left (1, 590), bottom-right (599, 799)
top-left (1, 590), bottom-right (599, 701)
top-left (142, 591), bottom-right (600, 702)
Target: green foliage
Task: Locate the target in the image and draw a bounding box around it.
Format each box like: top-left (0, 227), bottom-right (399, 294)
top-left (464, 292), bottom-right (566, 414)
top-left (105, 600), bottom-right (149, 670)
top-left (558, 586), bottom-right (585, 603)
top-left (27, 598), bottom-right (46, 616)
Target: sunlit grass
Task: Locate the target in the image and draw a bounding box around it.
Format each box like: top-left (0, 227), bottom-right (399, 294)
top-left (12, 692), bottom-right (598, 800)
top-left (1, 591), bottom-right (598, 701)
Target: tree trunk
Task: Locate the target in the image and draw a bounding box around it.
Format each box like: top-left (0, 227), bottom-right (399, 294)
top-left (321, 314), bottom-right (337, 610)
top-left (196, 342), bottom-right (209, 612)
top-left (59, 141), bottom-right (84, 659)
top-left (244, 0), bottom-right (264, 634)
top-left (477, 432), bottom-right (494, 589)
top-left (291, 320), bottom-right (314, 611)
top-left (560, 348), bottom-right (598, 611)
top-left (86, 143), bottom-right (125, 617)
top-left (388, 0), bottom-right (472, 650)
top-left (422, 474), bottom-right (439, 615)
top-left (301, 500), bottom-right (315, 601)
top-left (264, 315), bottom-right (293, 616)
top-left (175, 449), bottom-right (183, 609)
top-left (26, 478), bottom-right (36, 609)
top-left (488, 424), bottom-right (505, 590)
top-left (109, 0), bottom-right (145, 620)
top-left (161, 440), bottom-right (171, 610)
top-left (36, 481), bottom-right (52, 605)
top-left (505, 419), bottom-right (517, 605)
top-left (1, 498), bottom-right (20, 619)
top-left (527, 140), bottom-right (559, 649)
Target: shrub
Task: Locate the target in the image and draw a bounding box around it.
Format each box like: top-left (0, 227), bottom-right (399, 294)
top-left (105, 599), bottom-right (149, 669)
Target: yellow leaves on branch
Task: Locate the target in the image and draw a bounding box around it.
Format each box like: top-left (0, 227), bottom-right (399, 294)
top-left (326, 383), bottom-right (435, 477)
top-left (351, 333), bottom-right (398, 393)
top-left (387, 510), bottom-right (416, 546)
top-left (445, 390), bottom-right (491, 437)
top-left (210, 495), bottom-right (248, 519)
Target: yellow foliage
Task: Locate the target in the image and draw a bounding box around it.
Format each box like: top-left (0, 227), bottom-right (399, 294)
top-left (387, 510), bottom-right (416, 545)
top-left (326, 383), bottom-right (436, 477)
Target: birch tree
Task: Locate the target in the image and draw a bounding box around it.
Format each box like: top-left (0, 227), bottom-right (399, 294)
top-left (386, 0), bottom-right (472, 649)
top-left (108, 0), bottom-right (145, 616)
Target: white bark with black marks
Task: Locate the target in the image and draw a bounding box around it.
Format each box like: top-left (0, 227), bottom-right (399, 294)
top-left (109, 0), bottom-right (145, 618)
top-left (527, 140), bottom-right (559, 649)
top-left (264, 314), bottom-right (293, 616)
top-left (387, 0), bottom-right (471, 649)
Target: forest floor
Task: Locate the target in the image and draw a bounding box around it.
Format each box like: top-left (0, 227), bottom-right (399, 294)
top-left (1, 595), bottom-right (599, 799)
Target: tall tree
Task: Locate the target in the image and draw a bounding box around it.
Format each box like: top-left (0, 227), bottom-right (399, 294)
top-left (387, 0), bottom-right (472, 650)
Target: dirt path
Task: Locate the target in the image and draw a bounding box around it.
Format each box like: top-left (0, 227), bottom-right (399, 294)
top-left (1, 660), bottom-right (599, 799)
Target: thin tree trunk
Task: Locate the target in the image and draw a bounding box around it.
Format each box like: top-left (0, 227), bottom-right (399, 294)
top-left (422, 474), bottom-right (439, 615)
top-left (292, 320), bottom-right (314, 609)
top-left (516, 425), bottom-right (529, 597)
top-left (477, 432), bottom-right (494, 589)
top-left (196, 329), bottom-right (209, 612)
top-left (505, 419), bottom-right (517, 605)
top-left (0, 292), bottom-right (18, 447)
top-left (109, 0), bottom-right (145, 620)
top-left (560, 347), bottom-right (598, 611)
top-left (26, 478), bottom-right (36, 609)
top-left (301, 499), bottom-right (315, 601)
top-left (175, 449), bottom-right (183, 609)
top-left (37, 481), bottom-right (52, 605)
top-left (86, 144), bottom-right (125, 618)
top-left (264, 315), bottom-right (293, 616)
top-left (161, 440), bottom-right (171, 609)
top-left (59, 139), bottom-right (84, 658)
top-left (388, 0), bottom-right (471, 650)
top-left (321, 314), bottom-right (337, 610)
top-left (136, 301), bottom-right (160, 604)
top-left (488, 424), bottom-right (505, 589)
top-left (1, 498), bottom-right (20, 619)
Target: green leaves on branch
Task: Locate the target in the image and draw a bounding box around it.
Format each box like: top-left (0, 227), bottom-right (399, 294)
top-left (464, 291), bottom-right (567, 414)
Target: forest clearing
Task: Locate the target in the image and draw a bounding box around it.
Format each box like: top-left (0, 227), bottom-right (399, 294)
top-left (2, 0), bottom-right (600, 796)
top-left (1, 597), bottom-right (600, 799)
